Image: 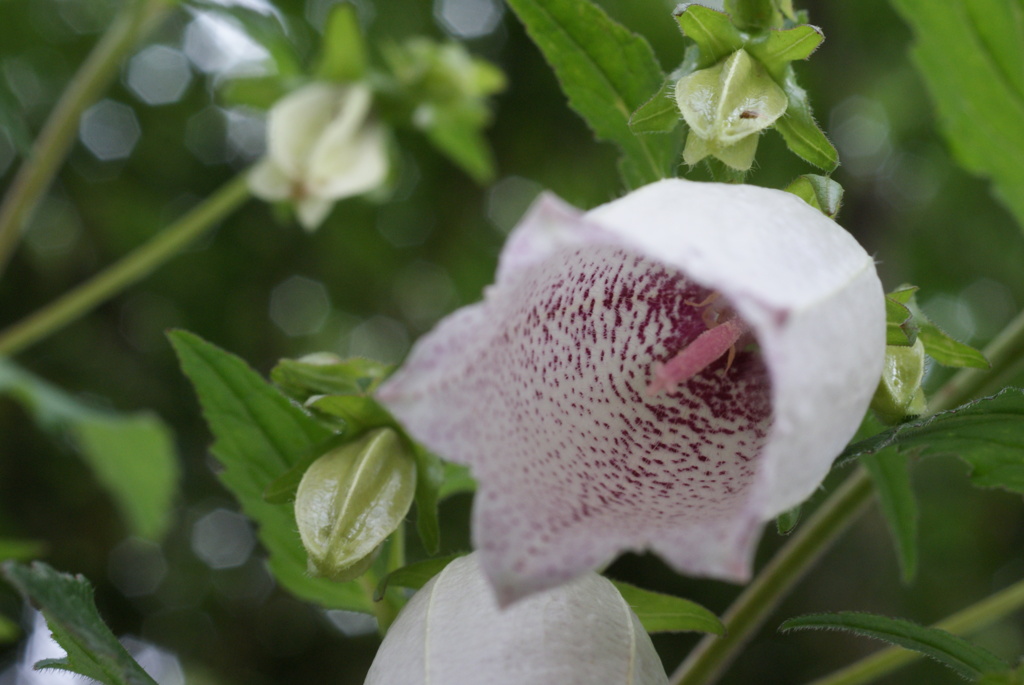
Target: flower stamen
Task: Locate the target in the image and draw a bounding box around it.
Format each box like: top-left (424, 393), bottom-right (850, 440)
top-left (647, 313), bottom-right (750, 396)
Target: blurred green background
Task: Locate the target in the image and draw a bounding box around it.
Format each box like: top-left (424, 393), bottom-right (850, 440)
top-left (0, 0), bottom-right (1022, 683)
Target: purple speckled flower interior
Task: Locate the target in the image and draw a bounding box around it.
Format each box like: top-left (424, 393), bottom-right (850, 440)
top-left (379, 179), bottom-right (886, 604)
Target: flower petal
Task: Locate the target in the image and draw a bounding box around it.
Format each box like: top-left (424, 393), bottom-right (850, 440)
top-left (247, 158), bottom-right (292, 201)
top-left (306, 120), bottom-right (389, 200)
top-left (364, 553), bottom-right (667, 685)
top-left (266, 82), bottom-right (350, 179)
top-left (379, 179), bottom-right (885, 603)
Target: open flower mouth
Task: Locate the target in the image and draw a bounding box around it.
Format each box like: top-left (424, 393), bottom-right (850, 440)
top-left (378, 179), bottom-right (885, 604)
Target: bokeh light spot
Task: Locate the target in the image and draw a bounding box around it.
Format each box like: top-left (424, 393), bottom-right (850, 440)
top-left (79, 99), bottom-right (140, 161)
top-left (108, 537), bottom-right (168, 598)
top-left (191, 508), bottom-right (256, 570)
top-left (127, 45), bottom-right (193, 106)
top-left (347, 315), bottom-right (409, 363)
top-left (434, 0), bottom-right (504, 38)
top-left (270, 275), bottom-right (332, 337)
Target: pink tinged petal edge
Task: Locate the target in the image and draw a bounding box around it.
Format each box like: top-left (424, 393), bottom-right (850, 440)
top-left (363, 554), bottom-right (667, 685)
top-left (378, 178), bottom-right (885, 604)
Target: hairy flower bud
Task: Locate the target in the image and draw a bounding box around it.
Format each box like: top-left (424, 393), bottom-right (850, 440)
top-left (872, 339), bottom-right (928, 424)
top-left (294, 428), bottom-right (415, 581)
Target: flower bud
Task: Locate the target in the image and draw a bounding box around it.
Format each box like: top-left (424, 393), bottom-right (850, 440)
top-left (674, 49), bottom-right (787, 171)
top-left (364, 553), bottom-right (668, 685)
top-left (294, 428), bottom-right (415, 581)
top-left (872, 339), bottom-right (928, 424)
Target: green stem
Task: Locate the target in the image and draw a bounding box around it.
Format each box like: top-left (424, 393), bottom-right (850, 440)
top-left (670, 468), bottom-right (875, 685)
top-left (806, 577), bottom-right (1024, 685)
top-left (669, 304), bottom-right (1024, 685)
top-left (0, 174), bottom-right (251, 357)
top-left (0, 0), bottom-right (172, 278)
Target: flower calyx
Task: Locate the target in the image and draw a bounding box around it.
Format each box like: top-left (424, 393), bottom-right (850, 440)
top-left (675, 49), bottom-right (788, 171)
top-left (630, 3), bottom-right (837, 171)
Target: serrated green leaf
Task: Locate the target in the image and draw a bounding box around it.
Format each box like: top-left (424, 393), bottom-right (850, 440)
top-left (861, 450), bottom-right (919, 583)
top-left (918, 321), bottom-right (990, 369)
top-left (775, 70), bottom-right (838, 170)
top-left (784, 174), bottom-right (844, 218)
top-left (629, 79), bottom-right (682, 134)
top-left (674, 4), bottom-right (743, 67)
top-left (844, 388), bottom-right (1024, 494)
top-left (314, 3), bottom-right (367, 82)
top-left (1, 562), bottom-right (157, 685)
top-left (0, 360), bottom-right (178, 541)
top-left (506, 0), bottom-right (675, 187)
top-left (888, 0), bottom-right (1024, 232)
top-left (780, 611), bottom-right (1008, 679)
top-left (169, 330), bottom-right (371, 613)
top-left (373, 553), bottom-right (464, 601)
top-left (611, 581), bottom-right (724, 635)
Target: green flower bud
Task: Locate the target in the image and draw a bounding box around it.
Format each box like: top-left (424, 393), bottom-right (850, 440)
top-left (871, 339), bottom-right (928, 425)
top-left (674, 49), bottom-right (788, 171)
top-left (295, 428), bottom-right (416, 581)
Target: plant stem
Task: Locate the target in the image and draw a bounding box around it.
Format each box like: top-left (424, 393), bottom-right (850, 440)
top-left (806, 577), bottom-right (1024, 685)
top-left (670, 468), bottom-right (875, 685)
top-left (0, 0), bottom-right (172, 278)
top-left (0, 174), bottom-right (251, 357)
top-left (669, 304), bottom-right (1024, 685)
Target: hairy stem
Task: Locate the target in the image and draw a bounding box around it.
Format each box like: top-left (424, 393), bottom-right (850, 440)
top-left (0, 174), bottom-right (251, 357)
top-left (806, 577), bottom-right (1024, 685)
top-left (0, 0), bottom-right (172, 278)
top-left (669, 304), bottom-right (1024, 685)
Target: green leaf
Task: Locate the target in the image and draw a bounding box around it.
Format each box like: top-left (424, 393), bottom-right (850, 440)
top-left (775, 70), bottom-right (839, 170)
top-left (776, 504), bottom-right (801, 535)
top-left (784, 174), bottom-right (844, 218)
top-left (611, 581), bottom-right (724, 635)
top-left (421, 105), bottom-right (497, 183)
top-left (0, 360), bottom-right (178, 540)
top-left (861, 450), bottom-right (919, 583)
top-left (169, 330), bottom-right (371, 613)
top-left (674, 4), bottom-right (743, 67)
top-left (373, 553), bottom-right (464, 601)
top-left (780, 611), bottom-right (1008, 679)
top-left (888, 0), bottom-right (1024, 232)
top-left (438, 461), bottom-right (476, 500)
top-left (271, 354), bottom-right (391, 401)
top-left (0, 561), bottom-right (157, 685)
top-left (506, 0), bottom-right (676, 187)
top-left (314, 3), bottom-right (367, 82)
top-left (845, 388), bottom-right (1024, 494)
top-left (411, 446), bottom-right (445, 555)
top-left (884, 297), bottom-right (917, 346)
top-left (918, 320), bottom-right (990, 369)
top-left (629, 79), bottom-right (683, 135)
top-left (747, 24), bottom-right (824, 72)
top-left (219, 75), bottom-right (288, 110)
